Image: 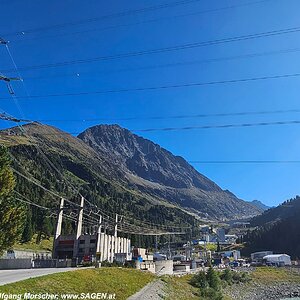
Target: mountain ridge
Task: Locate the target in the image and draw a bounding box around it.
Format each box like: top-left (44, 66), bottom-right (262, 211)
top-left (0, 123), bottom-right (261, 226)
top-left (78, 124), bottom-right (262, 219)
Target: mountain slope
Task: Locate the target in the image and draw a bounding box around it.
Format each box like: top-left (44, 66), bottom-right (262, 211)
top-left (249, 200), bottom-right (270, 211)
top-left (1, 123), bottom-right (200, 244)
top-left (250, 196), bottom-right (300, 226)
top-left (243, 196), bottom-right (300, 258)
top-left (78, 124), bottom-right (261, 219)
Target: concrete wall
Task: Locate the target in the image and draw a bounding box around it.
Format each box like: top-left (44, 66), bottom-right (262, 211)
top-left (0, 259), bottom-right (32, 270)
top-left (136, 261), bottom-right (156, 274)
top-left (174, 264), bottom-right (191, 273)
top-left (155, 260), bottom-right (173, 275)
top-left (98, 233), bottom-right (131, 262)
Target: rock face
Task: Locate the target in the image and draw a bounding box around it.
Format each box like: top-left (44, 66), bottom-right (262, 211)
top-left (250, 200), bottom-right (270, 211)
top-left (78, 124), bottom-right (262, 220)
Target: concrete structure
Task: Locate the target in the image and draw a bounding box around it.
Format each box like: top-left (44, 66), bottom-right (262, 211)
top-left (155, 260), bottom-right (173, 275)
top-left (153, 252), bottom-right (167, 261)
top-left (263, 254), bottom-right (292, 266)
top-left (1, 249), bottom-right (51, 260)
top-left (173, 263), bottom-right (190, 273)
top-left (136, 261), bottom-right (156, 273)
top-left (52, 198), bottom-right (131, 263)
top-left (0, 259), bottom-right (32, 270)
top-left (251, 251), bottom-right (273, 262)
top-left (225, 234), bottom-right (238, 244)
top-left (216, 228), bottom-right (226, 242)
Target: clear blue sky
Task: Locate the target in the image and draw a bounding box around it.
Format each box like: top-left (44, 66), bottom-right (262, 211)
top-left (1, 0), bottom-right (300, 207)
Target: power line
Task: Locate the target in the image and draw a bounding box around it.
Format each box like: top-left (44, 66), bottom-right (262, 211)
top-left (2, 0), bottom-right (202, 38)
top-left (3, 25), bottom-right (300, 73)
top-left (189, 160), bottom-right (300, 164)
top-left (135, 120), bottom-right (300, 132)
top-left (34, 108), bottom-right (300, 123)
top-left (1, 72), bottom-right (300, 100)
top-left (8, 0), bottom-right (271, 43)
top-left (3, 119), bottom-right (300, 136)
top-left (19, 47), bottom-right (300, 82)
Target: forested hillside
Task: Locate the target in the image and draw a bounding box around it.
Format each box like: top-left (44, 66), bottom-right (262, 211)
top-left (1, 124), bottom-right (200, 247)
top-left (0, 123), bottom-right (261, 249)
top-left (243, 196), bottom-right (300, 258)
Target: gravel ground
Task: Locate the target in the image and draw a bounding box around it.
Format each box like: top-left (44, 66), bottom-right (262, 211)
top-left (225, 281), bottom-right (300, 300)
top-left (127, 279), bottom-right (166, 300)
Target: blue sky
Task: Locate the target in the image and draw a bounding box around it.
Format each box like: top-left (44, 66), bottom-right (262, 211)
top-left (1, 0), bottom-right (300, 207)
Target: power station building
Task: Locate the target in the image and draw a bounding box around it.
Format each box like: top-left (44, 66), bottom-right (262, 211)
top-left (52, 197), bottom-right (131, 262)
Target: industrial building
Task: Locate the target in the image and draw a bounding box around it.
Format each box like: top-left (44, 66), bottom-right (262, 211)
top-left (251, 251), bottom-right (273, 262)
top-left (52, 197), bottom-right (131, 263)
top-left (263, 254), bottom-right (292, 266)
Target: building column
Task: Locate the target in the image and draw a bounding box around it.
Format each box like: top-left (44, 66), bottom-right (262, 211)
top-left (127, 239), bottom-right (131, 260)
top-left (96, 215), bottom-right (102, 261)
top-left (120, 238), bottom-right (124, 253)
top-left (108, 235), bottom-right (112, 262)
top-left (111, 236), bottom-right (115, 263)
top-left (53, 198), bottom-right (64, 258)
top-left (103, 234), bottom-right (108, 261)
top-left (73, 196), bottom-right (84, 259)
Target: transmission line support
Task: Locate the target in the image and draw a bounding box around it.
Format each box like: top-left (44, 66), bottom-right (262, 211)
top-left (0, 37), bottom-right (7, 44)
top-left (0, 74), bottom-right (22, 95)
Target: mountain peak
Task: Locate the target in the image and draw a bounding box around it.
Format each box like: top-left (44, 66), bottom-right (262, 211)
top-left (78, 124), bottom-right (262, 219)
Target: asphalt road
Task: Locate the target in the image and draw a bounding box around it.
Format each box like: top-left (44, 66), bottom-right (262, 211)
top-left (0, 268), bottom-right (79, 286)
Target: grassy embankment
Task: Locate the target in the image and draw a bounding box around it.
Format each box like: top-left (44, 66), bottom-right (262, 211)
top-left (0, 268), bottom-right (155, 299)
top-left (162, 274), bottom-right (199, 300)
top-left (13, 235), bottom-right (53, 252)
top-left (162, 267), bottom-right (300, 300)
top-left (251, 266), bottom-right (300, 284)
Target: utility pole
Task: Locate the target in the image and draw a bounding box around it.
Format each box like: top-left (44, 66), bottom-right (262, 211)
top-left (0, 37), bottom-right (21, 95)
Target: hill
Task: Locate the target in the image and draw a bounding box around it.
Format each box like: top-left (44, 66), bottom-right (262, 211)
top-left (250, 196), bottom-right (300, 226)
top-left (249, 200), bottom-right (270, 211)
top-left (0, 123), bottom-right (261, 245)
top-left (243, 196), bottom-right (300, 258)
top-left (78, 124), bottom-right (261, 219)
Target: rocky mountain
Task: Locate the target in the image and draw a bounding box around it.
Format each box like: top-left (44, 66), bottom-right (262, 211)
top-left (1, 123), bottom-right (200, 243)
top-left (1, 122), bottom-right (261, 241)
top-left (249, 200), bottom-right (270, 211)
top-left (78, 124), bottom-right (261, 219)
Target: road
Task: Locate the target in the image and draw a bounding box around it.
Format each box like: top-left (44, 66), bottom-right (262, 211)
top-left (0, 268), bottom-right (80, 286)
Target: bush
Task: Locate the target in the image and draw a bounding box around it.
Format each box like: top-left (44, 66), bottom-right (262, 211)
top-left (220, 268), bottom-right (233, 284)
top-left (200, 287), bottom-right (223, 300)
top-left (190, 271), bottom-right (208, 289)
top-left (206, 267), bottom-right (221, 290)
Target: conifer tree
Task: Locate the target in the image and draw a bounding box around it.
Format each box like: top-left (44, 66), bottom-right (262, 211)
top-left (0, 146), bottom-right (25, 255)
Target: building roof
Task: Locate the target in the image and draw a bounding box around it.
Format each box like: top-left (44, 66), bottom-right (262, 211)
top-left (263, 254), bottom-right (290, 259)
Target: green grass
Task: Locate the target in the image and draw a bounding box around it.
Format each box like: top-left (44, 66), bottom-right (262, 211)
top-left (162, 274), bottom-right (199, 300)
top-left (0, 268), bottom-right (155, 299)
top-left (251, 267), bottom-right (300, 283)
top-left (13, 235), bottom-right (53, 252)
